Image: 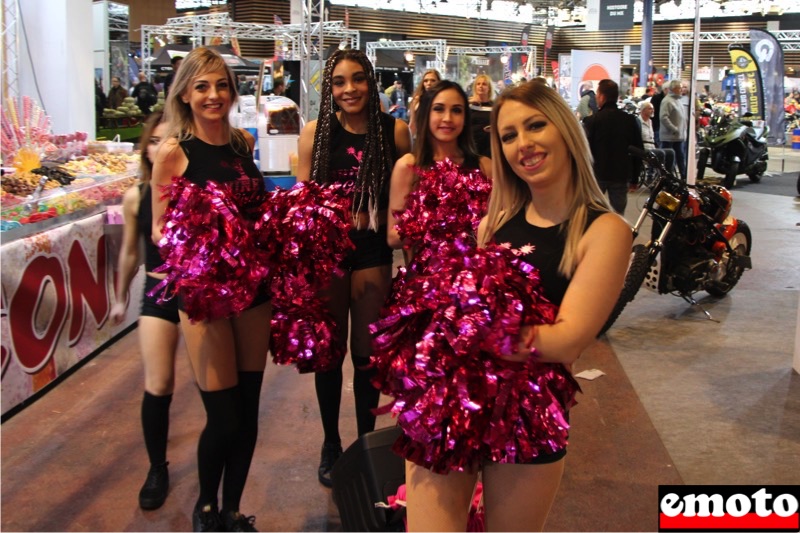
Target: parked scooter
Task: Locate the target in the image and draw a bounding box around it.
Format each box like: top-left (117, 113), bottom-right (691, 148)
top-left (696, 109), bottom-right (769, 188)
top-left (600, 146), bottom-right (752, 335)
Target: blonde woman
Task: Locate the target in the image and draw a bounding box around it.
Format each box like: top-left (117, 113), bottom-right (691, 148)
top-left (151, 47), bottom-right (269, 532)
top-left (469, 73), bottom-right (495, 157)
top-left (405, 80), bottom-right (631, 532)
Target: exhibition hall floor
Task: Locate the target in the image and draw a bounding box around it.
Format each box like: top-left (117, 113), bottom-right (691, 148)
top-left (2, 148), bottom-right (799, 532)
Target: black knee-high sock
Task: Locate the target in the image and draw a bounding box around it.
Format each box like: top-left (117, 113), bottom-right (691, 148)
top-left (315, 366), bottom-right (343, 446)
top-left (353, 356), bottom-right (380, 436)
top-left (221, 371), bottom-right (264, 513)
top-left (141, 391), bottom-right (172, 466)
top-left (196, 387), bottom-right (241, 510)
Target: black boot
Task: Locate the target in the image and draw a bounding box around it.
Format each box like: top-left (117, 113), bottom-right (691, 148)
top-left (318, 442), bottom-right (343, 488)
top-left (138, 462), bottom-right (169, 510)
top-left (222, 510), bottom-right (258, 532)
top-left (192, 503), bottom-right (223, 532)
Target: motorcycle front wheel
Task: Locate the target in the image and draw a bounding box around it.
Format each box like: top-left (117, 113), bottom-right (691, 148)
top-left (706, 221), bottom-right (752, 297)
top-left (598, 244), bottom-right (654, 336)
top-left (723, 161), bottom-right (739, 189)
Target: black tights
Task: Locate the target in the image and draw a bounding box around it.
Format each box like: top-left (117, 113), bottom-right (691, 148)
top-left (315, 355), bottom-right (381, 444)
top-left (196, 371), bottom-right (264, 513)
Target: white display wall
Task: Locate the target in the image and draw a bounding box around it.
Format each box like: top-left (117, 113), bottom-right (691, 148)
top-left (18, 0), bottom-right (95, 138)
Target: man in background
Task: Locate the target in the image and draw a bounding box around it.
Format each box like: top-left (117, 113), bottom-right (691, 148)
top-left (659, 79), bottom-right (687, 180)
top-left (164, 55), bottom-right (183, 98)
top-left (390, 79), bottom-right (408, 121)
top-left (576, 81), bottom-right (597, 120)
top-left (583, 79), bottom-right (643, 215)
top-left (132, 72), bottom-right (158, 115)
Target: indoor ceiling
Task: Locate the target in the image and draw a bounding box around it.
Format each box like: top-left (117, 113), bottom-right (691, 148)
top-left (331, 0), bottom-right (799, 25)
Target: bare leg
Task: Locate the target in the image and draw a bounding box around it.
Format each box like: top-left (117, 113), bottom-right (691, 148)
top-left (405, 460), bottom-right (478, 532)
top-left (139, 316), bottom-right (181, 396)
top-left (481, 459), bottom-right (565, 532)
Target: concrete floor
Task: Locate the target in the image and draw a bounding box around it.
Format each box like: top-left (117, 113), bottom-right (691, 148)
top-left (2, 148), bottom-right (799, 532)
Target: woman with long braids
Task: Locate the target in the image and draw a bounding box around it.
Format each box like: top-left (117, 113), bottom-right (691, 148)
top-left (151, 47), bottom-right (270, 532)
top-left (296, 48), bottom-right (411, 487)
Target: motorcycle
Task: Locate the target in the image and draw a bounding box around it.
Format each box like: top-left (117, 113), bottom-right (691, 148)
top-left (600, 146), bottom-right (752, 334)
top-left (696, 109), bottom-right (769, 189)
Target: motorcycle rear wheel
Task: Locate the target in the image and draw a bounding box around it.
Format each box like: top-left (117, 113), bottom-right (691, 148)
top-left (706, 221), bottom-right (752, 297)
top-left (598, 244), bottom-right (653, 336)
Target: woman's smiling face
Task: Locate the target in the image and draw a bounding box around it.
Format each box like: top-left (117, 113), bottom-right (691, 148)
top-left (496, 99), bottom-right (570, 189)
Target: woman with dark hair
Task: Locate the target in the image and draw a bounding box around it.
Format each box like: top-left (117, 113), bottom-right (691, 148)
top-left (110, 111), bottom-right (180, 512)
top-left (151, 46), bottom-right (269, 532)
top-left (387, 79), bottom-right (491, 255)
top-left (296, 48), bottom-right (411, 487)
top-left (407, 69), bottom-right (442, 138)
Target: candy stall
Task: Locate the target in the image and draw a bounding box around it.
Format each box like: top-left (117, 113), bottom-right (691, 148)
top-left (1, 97), bottom-right (143, 418)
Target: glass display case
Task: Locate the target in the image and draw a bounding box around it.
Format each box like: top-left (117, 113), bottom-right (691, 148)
top-left (1, 171), bottom-right (136, 243)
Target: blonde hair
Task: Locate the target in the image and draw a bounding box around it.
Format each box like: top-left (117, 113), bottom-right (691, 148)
top-left (472, 74), bottom-right (495, 102)
top-left (480, 81), bottom-right (612, 277)
top-left (163, 46), bottom-right (249, 156)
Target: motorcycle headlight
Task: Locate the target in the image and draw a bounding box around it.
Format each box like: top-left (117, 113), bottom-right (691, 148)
top-left (655, 191), bottom-right (680, 212)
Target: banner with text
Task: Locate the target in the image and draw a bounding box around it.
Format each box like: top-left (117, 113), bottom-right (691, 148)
top-left (750, 29), bottom-right (786, 144)
top-left (728, 45), bottom-right (764, 120)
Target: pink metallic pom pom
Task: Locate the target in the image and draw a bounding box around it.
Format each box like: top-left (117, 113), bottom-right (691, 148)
top-left (371, 239), bottom-right (576, 473)
top-left (150, 177), bottom-right (270, 323)
top-left (393, 158), bottom-right (491, 266)
top-left (256, 181), bottom-right (355, 373)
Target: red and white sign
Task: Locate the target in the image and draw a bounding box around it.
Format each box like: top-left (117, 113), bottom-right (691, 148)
top-left (1, 214), bottom-right (141, 416)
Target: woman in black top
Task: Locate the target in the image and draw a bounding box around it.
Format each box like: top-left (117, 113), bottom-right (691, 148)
top-left (110, 112), bottom-right (180, 512)
top-left (296, 49), bottom-right (411, 487)
top-left (151, 47), bottom-right (268, 532)
top-left (404, 81), bottom-right (631, 531)
top-left (388, 79), bottom-right (491, 255)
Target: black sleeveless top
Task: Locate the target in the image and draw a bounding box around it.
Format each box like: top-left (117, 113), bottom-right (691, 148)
top-left (492, 208), bottom-right (604, 305)
top-left (326, 112), bottom-right (397, 212)
top-left (136, 183), bottom-right (163, 273)
top-left (179, 136), bottom-right (264, 219)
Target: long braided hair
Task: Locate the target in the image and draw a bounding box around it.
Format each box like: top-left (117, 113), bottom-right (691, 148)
top-left (310, 49), bottom-right (395, 230)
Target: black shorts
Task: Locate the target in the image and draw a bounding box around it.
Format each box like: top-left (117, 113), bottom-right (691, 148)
top-left (341, 225), bottom-right (394, 272)
top-left (141, 275), bottom-right (180, 324)
top-left (176, 285), bottom-right (271, 315)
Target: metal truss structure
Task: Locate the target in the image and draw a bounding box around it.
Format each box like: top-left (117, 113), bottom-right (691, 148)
top-left (669, 30), bottom-right (800, 80)
top-left (450, 45), bottom-right (538, 78)
top-left (366, 39), bottom-right (447, 73)
top-left (141, 11), bottom-right (358, 122)
top-left (1, 0), bottom-right (19, 99)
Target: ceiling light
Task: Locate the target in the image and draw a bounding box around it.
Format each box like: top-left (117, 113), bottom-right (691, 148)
top-left (404, 50), bottom-right (414, 62)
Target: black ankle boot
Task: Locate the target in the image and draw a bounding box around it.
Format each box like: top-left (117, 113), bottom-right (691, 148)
top-left (318, 442), bottom-right (343, 487)
top-left (222, 510), bottom-right (257, 532)
top-left (138, 462), bottom-right (169, 510)
top-left (192, 503), bottom-right (223, 532)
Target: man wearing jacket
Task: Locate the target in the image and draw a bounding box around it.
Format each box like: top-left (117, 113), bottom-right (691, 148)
top-left (659, 79), bottom-right (687, 180)
top-left (583, 79), bottom-right (643, 215)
